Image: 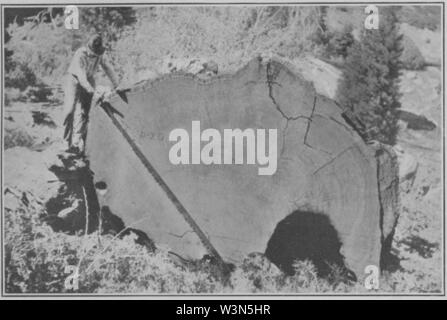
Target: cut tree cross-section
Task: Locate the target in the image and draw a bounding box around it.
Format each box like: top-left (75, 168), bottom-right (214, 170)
top-left (86, 57), bottom-right (399, 278)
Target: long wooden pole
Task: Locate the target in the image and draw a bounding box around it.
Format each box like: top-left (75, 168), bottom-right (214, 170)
top-left (100, 102), bottom-right (229, 275)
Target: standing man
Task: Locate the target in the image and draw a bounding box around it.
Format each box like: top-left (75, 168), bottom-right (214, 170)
top-left (62, 34), bottom-right (120, 155)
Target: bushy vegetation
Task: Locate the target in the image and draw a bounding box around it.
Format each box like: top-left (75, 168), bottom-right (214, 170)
top-left (5, 5), bottom-right (440, 89)
top-left (5, 7), bottom-right (136, 88)
top-left (313, 26), bottom-right (355, 61)
top-left (6, 185), bottom-right (441, 294)
top-left (312, 7), bottom-right (356, 60)
top-left (5, 6), bottom-right (438, 96)
top-left (5, 6), bottom-right (327, 89)
top-left (5, 190), bottom-right (365, 294)
top-left (4, 60), bottom-right (38, 90)
top-left (336, 8), bottom-right (402, 145)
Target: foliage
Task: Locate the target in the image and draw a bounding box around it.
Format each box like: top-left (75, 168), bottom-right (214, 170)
top-left (7, 184), bottom-right (440, 294)
top-left (4, 194), bottom-right (222, 293)
top-left (336, 8), bottom-right (402, 145)
top-left (312, 26), bottom-right (355, 59)
top-left (6, 18), bottom-right (77, 86)
top-left (77, 7), bottom-right (136, 43)
top-left (327, 29), bottom-right (355, 59)
top-left (4, 189), bottom-right (362, 294)
top-left (4, 60), bottom-right (38, 90)
top-left (111, 6), bottom-right (325, 84)
top-left (4, 7), bottom-right (136, 88)
top-left (400, 35), bottom-right (425, 70)
top-left (5, 6), bottom-right (324, 88)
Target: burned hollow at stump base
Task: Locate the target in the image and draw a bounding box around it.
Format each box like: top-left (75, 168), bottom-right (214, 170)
top-left (265, 210), bottom-right (355, 280)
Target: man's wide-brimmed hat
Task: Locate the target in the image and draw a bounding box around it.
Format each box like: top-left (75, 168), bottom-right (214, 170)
top-left (87, 34), bottom-right (105, 55)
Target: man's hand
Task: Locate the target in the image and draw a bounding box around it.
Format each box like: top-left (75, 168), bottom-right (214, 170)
top-left (114, 86), bottom-right (131, 104)
top-left (92, 86), bottom-right (113, 106)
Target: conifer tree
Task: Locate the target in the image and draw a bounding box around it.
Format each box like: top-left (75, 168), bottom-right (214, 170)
top-left (336, 8), bottom-right (402, 145)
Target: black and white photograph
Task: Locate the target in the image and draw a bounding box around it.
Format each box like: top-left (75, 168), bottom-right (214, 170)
top-left (0, 0), bottom-right (444, 297)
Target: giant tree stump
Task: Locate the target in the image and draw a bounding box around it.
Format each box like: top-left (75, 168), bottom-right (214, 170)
top-left (86, 57), bottom-right (399, 278)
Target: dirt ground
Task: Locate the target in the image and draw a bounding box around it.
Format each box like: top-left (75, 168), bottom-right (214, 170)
top-left (391, 126), bottom-right (443, 292)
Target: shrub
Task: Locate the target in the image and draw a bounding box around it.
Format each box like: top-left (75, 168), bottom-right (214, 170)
top-left (5, 6), bottom-right (325, 89)
top-left (336, 8), bottom-right (402, 145)
top-left (5, 188), bottom-right (361, 294)
top-left (327, 28), bottom-right (355, 58)
top-left (5, 183), bottom-right (440, 293)
top-left (315, 28), bottom-right (355, 60)
top-left (24, 85), bottom-right (54, 102)
top-left (78, 7), bottom-right (136, 42)
top-left (4, 7), bottom-right (137, 88)
top-left (400, 35), bottom-right (425, 70)
top-left (312, 8), bottom-right (355, 60)
top-left (4, 195), bottom-right (224, 293)
top-left (4, 59), bottom-right (37, 90)
top-left (5, 18), bottom-right (77, 87)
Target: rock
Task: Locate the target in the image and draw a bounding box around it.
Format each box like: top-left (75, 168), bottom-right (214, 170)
top-left (399, 68), bottom-right (441, 129)
top-left (406, 71), bottom-right (417, 80)
top-left (397, 110), bottom-right (436, 131)
top-left (400, 23), bottom-right (441, 66)
top-left (131, 58), bottom-right (220, 86)
top-left (291, 56), bottom-right (342, 99)
top-left (161, 57), bottom-right (216, 76)
top-left (86, 57), bottom-right (399, 278)
top-left (400, 35), bottom-right (425, 70)
top-left (4, 147), bottom-right (63, 203)
top-left (202, 60), bottom-right (218, 74)
top-left (134, 69), bottom-right (159, 84)
top-left (394, 145), bottom-right (418, 192)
